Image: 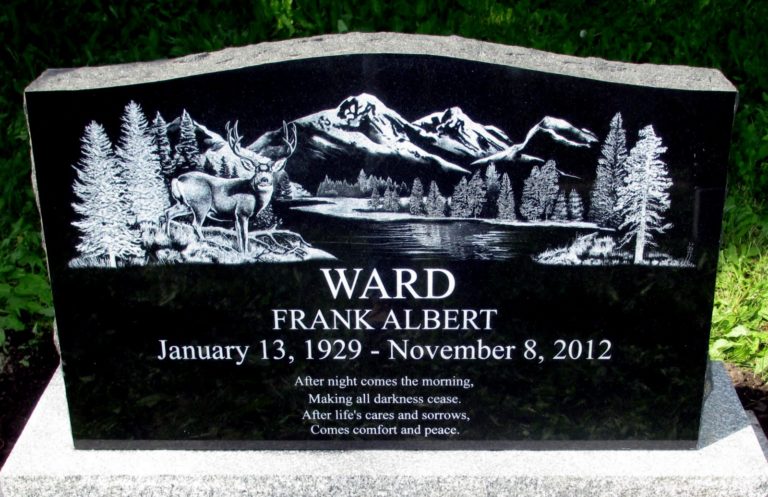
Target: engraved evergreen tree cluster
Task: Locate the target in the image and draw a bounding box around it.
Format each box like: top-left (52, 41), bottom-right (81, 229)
top-left (72, 122), bottom-right (141, 267)
top-left (71, 102), bottom-right (226, 267)
top-left (520, 160), bottom-right (559, 221)
top-left (71, 102), bottom-right (321, 267)
top-left (587, 113), bottom-right (673, 264)
top-left (537, 112), bottom-right (680, 266)
top-left (72, 102), bottom-right (170, 267)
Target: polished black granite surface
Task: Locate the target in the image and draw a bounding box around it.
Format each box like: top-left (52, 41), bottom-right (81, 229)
top-left (26, 53), bottom-right (736, 448)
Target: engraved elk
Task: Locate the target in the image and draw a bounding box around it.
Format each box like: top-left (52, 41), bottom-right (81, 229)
top-left (164, 121), bottom-right (297, 252)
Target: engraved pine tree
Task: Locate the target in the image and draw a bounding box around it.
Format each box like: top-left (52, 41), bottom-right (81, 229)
top-left (484, 163), bottom-right (500, 193)
top-left (451, 177), bottom-right (471, 217)
top-left (496, 173), bottom-right (516, 220)
top-left (381, 185), bottom-right (399, 212)
top-left (616, 125), bottom-right (672, 264)
top-left (425, 181), bottom-right (446, 217)
top-left (368, 186), bottom-right (381, 210)
top-left (117, 101), bottom-right (169, 227)
top-left (72, 122), bottom-right (141, 267)
top-left (151, 111), bottom-right (173, 184)
top-left (589, 112), bottom-right (627, 228)
top-left (520, 160), bottom-right (559, 221)
top-left (467, 170), bottom-right (487, 218)
top-left (551, 190), bottom-right (568, 221)
top-left (409, 178), bottom-right (425, 215)
top-left (484, 163), bottom-right (501, 218)
top-left (173, 109), bottom-right (200, 175)
top-left (568, 189), bottom-right (584, 221)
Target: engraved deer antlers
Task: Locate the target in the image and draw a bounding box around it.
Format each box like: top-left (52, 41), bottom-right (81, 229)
top-left (225, 120), bottom-right (255, 172)
top-left (226, 120), bottom-right (297, 174)
top-left (164, 120), bottom-right (298, 252)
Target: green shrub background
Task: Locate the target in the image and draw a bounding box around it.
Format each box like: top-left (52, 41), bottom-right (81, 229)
top-left (1, 0), bottom-right (766, 373)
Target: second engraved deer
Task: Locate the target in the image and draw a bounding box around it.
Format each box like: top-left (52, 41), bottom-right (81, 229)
top-left (164, 120), bottom-right (297, 252)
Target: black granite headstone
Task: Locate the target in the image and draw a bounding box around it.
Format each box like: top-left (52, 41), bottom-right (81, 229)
top-left (25, 35), bottom-right (737, 449)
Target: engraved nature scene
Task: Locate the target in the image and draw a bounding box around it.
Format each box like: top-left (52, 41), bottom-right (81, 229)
top-left (69, 92), bottom-right (692, 267)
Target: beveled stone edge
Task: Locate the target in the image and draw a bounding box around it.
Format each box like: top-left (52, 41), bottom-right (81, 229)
top-left (24, 32), bottom-right (736, 93)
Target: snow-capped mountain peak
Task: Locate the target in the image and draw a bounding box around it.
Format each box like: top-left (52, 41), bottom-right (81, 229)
top-left (179, 95), bottom-right (598, 193)
top-left (537, 116), bottom-right (599, 148)
top-left (434, 106), bottom-right (470, 129)
top-left (336, 93), bottom-right (386, 120)
top-left (278, 94), bottom-right (470, 187)
top-left (190, 119), bottom-right (224, 145)
top-left (332, 93), bottom-right (415, 143)
top-left (417, 107), bottom-right (476, 139)
top-left (413, 106), bottom-right (512, 159)
top-left (472, 116), bottom-right (598, 166)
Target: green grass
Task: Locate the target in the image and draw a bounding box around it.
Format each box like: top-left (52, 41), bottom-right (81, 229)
top-left (1, 0), bottom-right (767, 373)
top-left (711, 194), bottom-right (768, 374)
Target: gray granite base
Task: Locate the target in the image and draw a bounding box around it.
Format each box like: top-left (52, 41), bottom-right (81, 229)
top-left (2, 361), bottom-right (767, 497)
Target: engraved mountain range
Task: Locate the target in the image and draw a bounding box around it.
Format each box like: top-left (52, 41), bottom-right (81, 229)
top-left (171, 93), bottom-right (598, 192)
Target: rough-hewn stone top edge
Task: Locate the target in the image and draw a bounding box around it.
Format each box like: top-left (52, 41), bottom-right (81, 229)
top-left (25, 32), bottom-right (736, 93)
